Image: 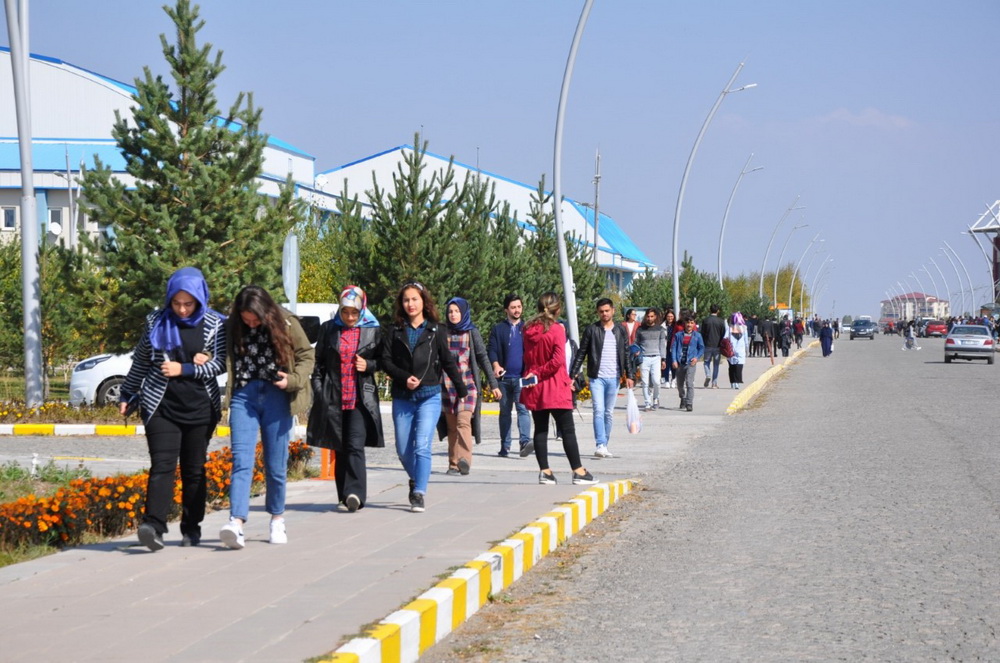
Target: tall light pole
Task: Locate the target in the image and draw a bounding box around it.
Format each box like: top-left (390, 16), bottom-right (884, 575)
top-left (799, 248), bottom-right (825, 314)
top-left (909, 271), bottom-right (927, 316)
top-left (671, 61), bottom-right (757, 319)
top-left (944, 241), bottom-right (975, 315)
top-left (772, 223), bottom-right (807, 307)
top-left (810, 257), bottom-right (834, 316)
top-left (929, 257), bottom-right (951, 317)
top-left (789, 234), bottom-right (823, 314)
top-left (885, 290), bottom-right (897, 320)
top-left (5, 0), bottom-right (43, 407)
top-left (896, 281), bottom-right (911, 320)
top-left (940, 244), bottom-right (967, 317)
top-left (963, 227), bottom-right (997, 304)
top-left (759, 196), bottom-right (804, 301)
top-left (592, 148), bottom-right (601, 265)
top-left (551, 0), bottom-right (594, 343)
top-left (717, 153), bottom-right (763, 287)
top-left (920, 265), bottom-right (940, 306)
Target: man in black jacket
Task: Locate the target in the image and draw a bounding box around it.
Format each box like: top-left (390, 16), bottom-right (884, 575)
top-left (700, 304), bottom-right (727, 389)
top-left (487, 294), bottom-right (532, 457)
top-left (570, 298), bottom-right (634, 459)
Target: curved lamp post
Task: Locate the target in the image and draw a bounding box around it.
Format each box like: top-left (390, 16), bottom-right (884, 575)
top-left (788, 234), bottom-right (822, 312)
top-left (963, 227), bottom-right (997, 304)
top-left (717, 154), bottom-right (763, 287)
top-left (671, 61), bottom-right (756, 319)
top-left (550, 0), bottom-right (594, 343)
top-left (772, 223), bottom-right (807, 307)
top-left (943, 241), bottom-right (975, 315)
top-left (799, 248), bottom-right (826, 314)
top-left (810, 257), bottom-right (834, 316)
top-left (909, 271), bottom-right (927, 317)
top-left (920, 265), bottom-right (940, 304)
top-left (759, 196), bottom-right (804, 301)
top-left (940, 245), bottom-right (967, 316)
top-left (929, 257), bottom-right (951, 316)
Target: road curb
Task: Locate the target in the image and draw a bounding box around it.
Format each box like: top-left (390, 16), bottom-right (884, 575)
top-left (726, 340), bottom-right (819, 415)
top-left (0, 423), bottom-right (234, 437)
top-left (321, 479), bottom-right (636, 663)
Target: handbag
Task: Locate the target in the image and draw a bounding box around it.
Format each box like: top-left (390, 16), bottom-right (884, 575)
top-left (625, 389), bottom-right (642, 434)
top-left (719, 337), bottom-right (734, 359)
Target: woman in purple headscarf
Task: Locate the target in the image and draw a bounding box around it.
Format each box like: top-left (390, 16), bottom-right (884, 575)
top-left (120, 267), bottom-right (227, 551)
top-left (440, 297), bottom-right (501, 476)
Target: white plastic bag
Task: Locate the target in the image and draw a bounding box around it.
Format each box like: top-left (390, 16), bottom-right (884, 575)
top-left (625, 388), bottom-right (642, 434)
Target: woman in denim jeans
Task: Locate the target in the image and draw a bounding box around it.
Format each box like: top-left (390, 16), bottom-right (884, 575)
top-left (220, 286), bottom-right (314, 549)
top-left (381, 282), bottom-right (467, 513)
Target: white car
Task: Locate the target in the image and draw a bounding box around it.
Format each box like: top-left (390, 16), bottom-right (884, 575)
top-left (68, 352), bottom-right (137, 406)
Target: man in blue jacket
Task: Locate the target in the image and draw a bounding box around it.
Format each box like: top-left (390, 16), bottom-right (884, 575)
top-left (487, 294), bottom-right (532, 457)
top-left (671, 316), bottom-right (705, 412)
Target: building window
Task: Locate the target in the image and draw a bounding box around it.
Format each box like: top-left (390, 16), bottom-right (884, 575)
top-left (2, 207), bottom-right (16, 230)
top-left (49, 208), bottom-right (63, 231)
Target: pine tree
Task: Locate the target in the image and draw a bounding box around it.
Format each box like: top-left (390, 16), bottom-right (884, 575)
top-left (79, 0), bottom-right (303, 350)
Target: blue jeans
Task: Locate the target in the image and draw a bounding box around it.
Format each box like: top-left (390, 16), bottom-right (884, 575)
top-left (498, 377), bottom-right (531, 452)
top-left (392, 391), bottom-right (442, 494)
top-left (228, 380), bottom-right (292, 521)
top-left (640, 356), bottom-right (661, 406)
top-left (588, 376), bottom-right (618, 448)
top-left (703, 348), bottom-right (721, 382)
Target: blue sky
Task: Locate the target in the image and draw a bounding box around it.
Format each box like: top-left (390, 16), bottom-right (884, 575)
top-left (4, 1), bottom-right (998, 318)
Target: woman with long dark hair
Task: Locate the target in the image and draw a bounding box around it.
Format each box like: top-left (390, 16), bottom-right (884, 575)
top-left (520, 292), bottom-right (597, 486)
top-left (120, 267), bottom-right (227, 550)
top-left (220, 285), bottom-right (314, 549)
top-left (381, 282), bottom-right (467, 512)
top-left (307, 286), bottom-right (384, 512)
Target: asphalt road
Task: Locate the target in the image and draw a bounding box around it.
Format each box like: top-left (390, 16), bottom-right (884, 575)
top-left (423, 336), bottom-right (1000, 662)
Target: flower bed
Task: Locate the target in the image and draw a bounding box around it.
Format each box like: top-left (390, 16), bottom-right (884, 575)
top-left (0, 440), bottom-right (312, 549)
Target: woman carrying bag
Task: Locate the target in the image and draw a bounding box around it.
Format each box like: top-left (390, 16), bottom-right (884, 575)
top-left (307, 286), bottom-right (384, 512)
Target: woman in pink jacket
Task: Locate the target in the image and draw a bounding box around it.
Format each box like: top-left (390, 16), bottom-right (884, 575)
top-left (520, 292), bottom-right (598, 486)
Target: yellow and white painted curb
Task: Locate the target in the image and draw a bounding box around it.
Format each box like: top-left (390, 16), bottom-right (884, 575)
top-left (726, 340), bottom-right (819, 415)
top-left (0, 423), bottom-right (233, 437)
top-left (321, 479), bottom-right (636, 663)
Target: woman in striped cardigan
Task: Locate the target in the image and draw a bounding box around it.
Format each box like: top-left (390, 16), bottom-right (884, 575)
top-left (120, 267), bottom-right (227, 551)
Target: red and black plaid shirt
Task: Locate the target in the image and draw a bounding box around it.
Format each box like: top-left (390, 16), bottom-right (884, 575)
top-left (338, 327), bottom-right (361, 410)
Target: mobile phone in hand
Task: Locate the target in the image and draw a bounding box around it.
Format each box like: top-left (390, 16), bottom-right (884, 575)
top-left (519, 375), bottom-right (538, 388)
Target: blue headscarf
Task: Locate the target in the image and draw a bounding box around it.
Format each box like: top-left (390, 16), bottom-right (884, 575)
top-left (149, 267), bottom-right (212, 352)
top-left (332, 285), bottom-right (380, 328)
top-left (445, 297), bottom-right (475, 333)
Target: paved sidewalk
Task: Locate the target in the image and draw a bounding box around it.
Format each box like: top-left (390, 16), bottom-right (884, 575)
top-left (0, 347), bottom-right (809, 662)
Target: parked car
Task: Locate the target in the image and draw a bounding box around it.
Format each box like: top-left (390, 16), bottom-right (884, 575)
top-left (944, 325), bottom-right (995, 365)
top-left (849, 320), bottom-right (877, 340)
top-left (923, 320), bottom-right (947, 337)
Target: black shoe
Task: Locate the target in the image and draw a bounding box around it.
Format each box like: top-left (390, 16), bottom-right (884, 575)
top-left (446, 467), bottom-right (461, 476)
top-left (138, 523), bottom-right (164, 551)
top-left (346, 494), bottom-right (361, 512)
top-left (180, 532), bottom-right (200, 547)
top-left (410, 492), bottom-right (425, 513)
top-left (497, 449), bottom-right (509, 458)
top-left (519, 441), bottom-right (535, 458)
top-left (457, 458), bottom-right (470, 475)
top-left (686, 404), bottom-right (693, 412)
top-left (538, 470), bottom-right (557, 485)
top-left (572, 470), bottom-right (598, 485)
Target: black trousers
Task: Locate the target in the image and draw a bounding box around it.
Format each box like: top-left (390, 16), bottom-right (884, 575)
top-left (531, 409), bottom-right (583, 472)
top-left (144, 415), bottom-right (213, 536)
top-left (728, 363), bottom-right (744, 385)
top-left (336, 407), bottom-right (371, 506)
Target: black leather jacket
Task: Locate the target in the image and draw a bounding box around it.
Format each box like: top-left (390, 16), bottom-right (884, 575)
top-left (381, 321), bottom-right (469, 399)
top-left (570, 321), bottom-right (632, 380)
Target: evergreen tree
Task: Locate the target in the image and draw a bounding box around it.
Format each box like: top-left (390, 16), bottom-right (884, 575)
top-left (79, 0), bottom-right (304, 350)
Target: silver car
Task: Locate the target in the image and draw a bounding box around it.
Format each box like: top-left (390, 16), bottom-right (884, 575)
top-left (944, 325), bottom-right (995, 365)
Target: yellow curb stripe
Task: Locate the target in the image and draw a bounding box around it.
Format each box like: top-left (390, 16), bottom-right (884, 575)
top-left (93, 425), bottom-right (138, 436)
top-left (10, 424), bottom-right (55, 435)
top-left (327, 479), bottom-right (634, 663)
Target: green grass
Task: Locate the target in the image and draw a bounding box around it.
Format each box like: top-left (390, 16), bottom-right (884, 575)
top-left (0, 460), bottom-right (92, 503)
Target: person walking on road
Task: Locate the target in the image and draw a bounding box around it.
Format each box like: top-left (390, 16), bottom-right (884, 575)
top-left (725, 315), bottom-right (749, 388)
top-left (672, 316), bottom-right (705, 412)
top-left (487, 294), bottom-right (532, 457)
top-left (820, 320), bottom-right (834, 357)
top-left (382, 282), bottom-right (467, 513)
top-left (635, 307), bottom-right (667, 410)
top-left (307, 286), bottom-right (384, 513)
top-left (661, 308), bottom-right (678, 388)
top-left (120, 267), bottom-right (227, 551)
top-left (622, 308), bottom-right (640, 345)
top-left (570, 298), bottom-right (634, 459)
top-left (700, 304), bottom-right (727, 389)
top-left (440, 297), bottom-right (501, 476)
top-left (221, 285), bottom-right (315, 549)
top-left (520, 292), bottom-right (598, 486)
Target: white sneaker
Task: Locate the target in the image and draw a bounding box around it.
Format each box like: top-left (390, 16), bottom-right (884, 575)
top-left (220, 518), bottom-right (245, 550)
top-left (594, 445), bottom-right (613, 458)
top-left (269, 519), bottom-right (288, 544)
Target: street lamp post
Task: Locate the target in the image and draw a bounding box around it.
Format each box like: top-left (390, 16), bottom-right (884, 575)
top-left (929, 257), bottom-right (952, 317)
top-left (717, 153), bottom-right (763, 287)
top-left (940, 245), bottom-right (967, 317)
top-left (909, 271), bottom-right (927, 316)
top-left (798, 248), bottom-right (825, 314)
top-left (920, 265), bottom-right (940, 314)
top-left (943, 241), bottom-right (975, 316)
top-left (810, 257), bottom-right (834, 316)
top-left (773, 223), bottom-right (807, 307)
top-left (671, 61), bottom-right (756, 319)
top-left (963, 227), bottom-right (997, 304)
top-left (759, 196), bottom-right (804, 301)
top-left (550, 0), bottom-right (594, 343)
top-left (788, 234), bottom-right (823, 313)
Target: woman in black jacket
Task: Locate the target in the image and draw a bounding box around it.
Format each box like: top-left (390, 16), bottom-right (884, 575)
top-left (307, 286), bottom-right (384, 513)
top-left (381, 282), bottom-right (467, 513)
